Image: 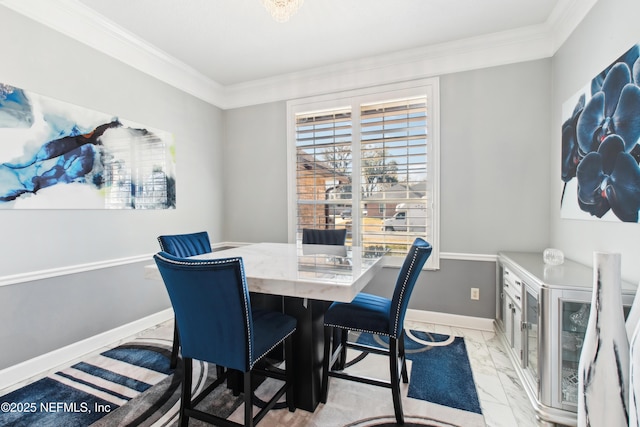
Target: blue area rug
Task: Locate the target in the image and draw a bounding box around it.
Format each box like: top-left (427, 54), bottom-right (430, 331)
top-left (0, 344), bottom-right (174, 427)
top-left (356, 330), bottom-right (482, 414)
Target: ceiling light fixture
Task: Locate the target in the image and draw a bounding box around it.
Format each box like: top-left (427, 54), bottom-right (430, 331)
top-left (261, 0), bottom-right (304, 23)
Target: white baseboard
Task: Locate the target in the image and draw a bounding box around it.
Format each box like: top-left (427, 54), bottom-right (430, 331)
top-left (406, 308), bottom-right (494, 332)
top-left (0, 308), bottom-right (173, 392)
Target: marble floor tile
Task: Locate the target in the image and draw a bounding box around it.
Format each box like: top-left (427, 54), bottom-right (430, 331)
top-left (409, 320), bottom-right (540, 427)
top-left (482, 400), bottom-right (520, 427)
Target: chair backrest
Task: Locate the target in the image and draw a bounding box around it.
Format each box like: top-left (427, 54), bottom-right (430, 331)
top-left (302, 228), bottom-right (347, 245)
top-left (157, 231), bottom-right (212, 257)
top-left (153, 252), bottom-right (254, 372)
top-left (390, 238), bottom-right (432, 337)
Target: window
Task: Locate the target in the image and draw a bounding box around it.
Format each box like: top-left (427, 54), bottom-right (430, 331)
top-left (287, 79), bottom-right (439, 268)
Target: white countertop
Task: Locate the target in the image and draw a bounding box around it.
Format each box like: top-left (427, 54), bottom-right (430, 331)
top-left (146, 242), bottom-right (386, 302)
top-left (498, 251), bottom-right (637, 293)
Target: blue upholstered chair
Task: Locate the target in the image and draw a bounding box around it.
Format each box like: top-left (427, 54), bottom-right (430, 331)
top-left (157, 231), bottom-right (212, 368)
top-left (154, 252), bottom-right (297, 427)
top-left (158, 231), bottom-right (212, 258)
top-left (321, 238), bottom-right (432, 425)
top-left (302, 228), bottom-right (347, 245)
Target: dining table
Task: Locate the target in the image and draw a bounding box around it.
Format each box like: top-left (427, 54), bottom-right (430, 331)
top-left (145, 242), bottom-right (387, 412)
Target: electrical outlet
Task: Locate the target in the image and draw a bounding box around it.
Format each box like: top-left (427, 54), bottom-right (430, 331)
top-left (470, 288), bottom-right (480, 300)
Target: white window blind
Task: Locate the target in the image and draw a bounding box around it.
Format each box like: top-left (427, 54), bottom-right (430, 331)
top-left (288, 79), bottom-right (439, 268)
top-left (295, 108), bottom-right (352, 234)
top-left (360, 97), bottom-right (430, 258)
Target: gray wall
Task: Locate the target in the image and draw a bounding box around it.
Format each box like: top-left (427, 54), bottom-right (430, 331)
top-left (0, 262), bottom-right (169, 369)
top-left (222, 103), bottom-right (289, 243)
top-left (222, 59), bottom-right (551, 319)
top-left (0, 7), bottom-right (224, 369)
top-left (551, 0), bottom-right (640, 284)
top-left (440, 60), bottom-right (551, 255)
top-left (366, 259), bottom-right (498, 319)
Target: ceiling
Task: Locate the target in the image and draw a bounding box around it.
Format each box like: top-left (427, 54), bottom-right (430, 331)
top-left (1, 0), bottom-right (597, 108)
top-left (75, 0), bottom-right (563, 86)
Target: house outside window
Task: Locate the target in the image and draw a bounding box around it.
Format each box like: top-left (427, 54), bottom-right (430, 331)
top-left (287, 79), bottom-right (440, 269)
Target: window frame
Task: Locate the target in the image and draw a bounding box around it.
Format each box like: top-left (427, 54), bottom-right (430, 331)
top-left (286, 78), bottom-right (440, 269)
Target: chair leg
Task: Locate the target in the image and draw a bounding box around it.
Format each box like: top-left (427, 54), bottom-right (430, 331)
top-left (180, 358), bottom-right (193, 427)
top-left (389, 338), bottom-right (405, 425)
top-left (243, 371), bottom-right (254, 427)
top-left (338, 329), bottom-right (348, 370)
top-left (170, 318), bottom-right (180, 369)
top-left (285, 335), bottom-right (296, 412)
top-left (399, 330), bottom-right (409, 383)
top-left (321, 326), bottom-right (333, 403)
top-left (331, 328), bottom-right (345, 370)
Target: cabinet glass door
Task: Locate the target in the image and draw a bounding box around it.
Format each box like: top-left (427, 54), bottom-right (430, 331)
top-left (513, 303), bottom-right (523, 360)
top-left (561, 301), bottom-right (589, 406)
top-left (525, 288), bottom-right (538, 380)
top-left (560, 300), bottom-right (632, 407)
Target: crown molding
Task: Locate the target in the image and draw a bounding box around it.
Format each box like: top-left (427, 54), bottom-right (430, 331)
top-left (1, 0), bottom-right (596, 110)
top-left (224, 23), bottom-right (554, 109)
top-left (0, 0), bottom-right (225, 106)
top-left (547, 0), bottom-right (599, 52)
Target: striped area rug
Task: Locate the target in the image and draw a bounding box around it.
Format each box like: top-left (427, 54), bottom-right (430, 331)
top-left (0, 343), bottom-right (174, 426)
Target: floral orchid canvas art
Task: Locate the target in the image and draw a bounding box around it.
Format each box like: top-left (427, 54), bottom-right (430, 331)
top-left (561, 43), bottom-right (640, 222)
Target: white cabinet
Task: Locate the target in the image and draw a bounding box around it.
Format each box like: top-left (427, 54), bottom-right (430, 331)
top-left (502, 267), bottom-right (523, 360)
top-left (496, 252), bottom-right (637, 427)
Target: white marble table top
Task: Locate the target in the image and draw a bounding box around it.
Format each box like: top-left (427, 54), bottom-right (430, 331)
top-left (145, 242), bottom-right (386, 302)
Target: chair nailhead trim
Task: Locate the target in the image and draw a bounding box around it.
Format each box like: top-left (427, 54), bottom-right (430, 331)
top-left (253, 329), bottom-right (296, 365)
top-left (156, 253), bottom-right (241, 268)
top-left (392, 246), bottom-right (428, 335)
top-left (323, 244), bottom-right (430, 339)
top-left (156, 253), bottom-right (255, 370)
top-left (324, 324), bottom-right (393, 339)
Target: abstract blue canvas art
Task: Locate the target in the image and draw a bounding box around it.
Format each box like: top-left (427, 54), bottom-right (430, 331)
top-left (0, 83), bottom-right (176, 209)
top-left (561, 42), bottom-right (640, 222)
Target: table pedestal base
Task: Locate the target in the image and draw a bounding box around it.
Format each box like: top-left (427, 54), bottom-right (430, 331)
top-left (284, 297), bottom-right (331, 412)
